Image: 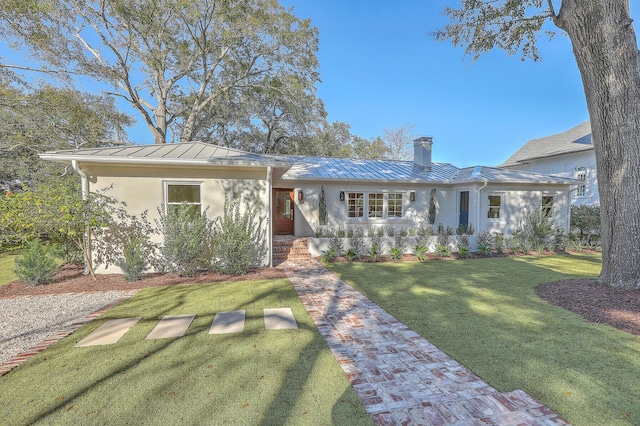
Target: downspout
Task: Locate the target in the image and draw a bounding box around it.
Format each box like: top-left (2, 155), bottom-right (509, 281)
top-left (71, 160), bottom-right (91, 275)
top-left (267, 166), bottom-right (273, 267)
top-left (475, 180), bottom-right (489, 233)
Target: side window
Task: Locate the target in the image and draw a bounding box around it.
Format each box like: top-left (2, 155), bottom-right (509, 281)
top-left (542, 195), bottom-right (554, 218)
top-left (388, 193), bottom-right (403, 218)
top-left (348, 192), bottom-right (364, 218)
top-left (368, 193), bottom-right (384, 218)
top-left (487, 195), bottom-right (501, 219)
top-left (166, 183), bottom-right (202, 216)
top-left (575, 166), bottom-right (586, 197)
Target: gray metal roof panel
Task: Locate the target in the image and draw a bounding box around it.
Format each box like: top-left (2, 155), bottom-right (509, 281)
top-left (279, 156), bottom-right (460, 182)
top-left (454, 166), bottom-right (578, 184)
top-left (500, 121), bottom-right (593, 167)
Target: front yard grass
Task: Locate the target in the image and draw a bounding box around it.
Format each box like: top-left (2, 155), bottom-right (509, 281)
top-left (0, 279), bottom-right (372, 425)
top-left (328, 253), bottom-right (640, 426)
top-left (0, 252), bottom-right (18, 286)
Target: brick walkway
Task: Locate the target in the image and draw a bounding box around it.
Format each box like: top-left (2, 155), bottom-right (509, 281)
top-left (282, 259), bottom-right (569, 426)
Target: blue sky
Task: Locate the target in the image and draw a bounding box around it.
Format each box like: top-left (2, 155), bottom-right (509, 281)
top-left (4, 2), bottom-right (637, 167)
top-left (282, 0), bottom-right (592, 167)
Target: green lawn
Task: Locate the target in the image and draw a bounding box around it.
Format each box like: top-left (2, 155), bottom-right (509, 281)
top-left (0, 252), bottom-right (19, 285)
top-left (328, 253), bottom-right (640, 426)
top-left (0, 279), bottom-right (372, 425)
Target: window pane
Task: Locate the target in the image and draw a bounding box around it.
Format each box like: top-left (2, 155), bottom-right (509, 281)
top-left (348, 192), bottom-right (364, 218)
top-left (368, 193), bottom-right (383, 218)
top-left (542, 196), bottom-right (554, 218)
top-left (388, 193), bottom-right (403, 218)
top-left (168, 184), bottom-right (201, 203)
top-left (488, 195), bottom-right (501, 218)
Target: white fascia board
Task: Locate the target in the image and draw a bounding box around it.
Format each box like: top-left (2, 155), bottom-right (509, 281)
top-left (38, 154), bottom-right (291, 168)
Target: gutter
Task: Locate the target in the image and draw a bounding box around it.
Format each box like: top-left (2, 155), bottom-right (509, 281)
top-left (71, 160), bottom-right (91, 275)
top-left (267, 166), bottom-right (273, 268)
top-left (475, 180), bottom-right (489, 233)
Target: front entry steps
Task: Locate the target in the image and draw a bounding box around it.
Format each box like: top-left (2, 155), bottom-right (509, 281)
top-left (273, 238), bottom-right (310, 264)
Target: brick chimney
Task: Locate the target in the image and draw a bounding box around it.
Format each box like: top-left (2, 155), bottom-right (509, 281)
top-left (413, 137), bottom-right (433, 171)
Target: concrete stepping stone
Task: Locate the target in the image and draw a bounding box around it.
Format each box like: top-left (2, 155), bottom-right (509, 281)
top-left (74, 317), bottom-right (142, 347)
top-left (146, 314), bottom-right (196, 339)
top-left (264, 308), bottom-right (297, 330)
top-left (209, 310), bottom-right (246, 334)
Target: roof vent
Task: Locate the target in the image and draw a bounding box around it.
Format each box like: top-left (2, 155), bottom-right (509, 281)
top-left (413, 137), bottom-right (433, 171)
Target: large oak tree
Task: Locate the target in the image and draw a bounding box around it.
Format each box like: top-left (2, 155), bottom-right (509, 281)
top-left (0, 0), bottom-right (320, 144)
top-left (438, 1), bottom-right (640, 288)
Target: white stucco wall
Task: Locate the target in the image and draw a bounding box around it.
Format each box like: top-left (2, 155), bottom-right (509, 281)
top-left (503, 150), bottom-right (598, 206)
top-left (81, 163), bottom-right (270, 273)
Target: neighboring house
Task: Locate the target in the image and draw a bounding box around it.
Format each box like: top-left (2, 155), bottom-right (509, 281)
top-left (499, 121), bottom-right (599, 206)
top-left (40, 138), bottom-right (577, 272)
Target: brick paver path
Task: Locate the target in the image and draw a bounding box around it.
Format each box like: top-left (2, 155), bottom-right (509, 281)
top-left (282, 259), bottom-right (569, 426)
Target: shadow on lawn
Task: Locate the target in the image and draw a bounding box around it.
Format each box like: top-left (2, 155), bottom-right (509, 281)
top-left (3, 278), bottom-right (370, 425)
top-left (329, 254), bottom-right (640, 425)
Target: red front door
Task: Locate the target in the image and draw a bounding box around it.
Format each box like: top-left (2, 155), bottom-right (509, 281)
top-left (274, 189), bottom-right (294, 235)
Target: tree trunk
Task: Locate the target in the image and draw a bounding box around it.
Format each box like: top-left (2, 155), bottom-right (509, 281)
top-left (557, 0), bottom-right (640, 288)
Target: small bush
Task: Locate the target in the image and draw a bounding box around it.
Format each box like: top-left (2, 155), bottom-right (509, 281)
top-left (570, 205), bottom-right (600, 246)
top-left (414, 245), bottom-right (427, 261)
top-left (346, 248), bottom-right (358, 261)
top-left (390, 246), bottom-right (403, 260)
top-left (321, 248), bottom-right (337, 263)
top-left (369, 244), bottom-right (380, 262)
top-left (392, 227), bottom-right (408, 255)
top-left (328, 233), bottom-right (344, 257)
top-left (476, 230), bottom-right (494, 255)
top-left (347, 227), bottom-right (366, 258)
top-left (458, 245), bottom-right (471, 258)
top-left (336, 227), bottom-right (346, 238)
top-left (386, 226), bottom-right (396, 237)
top-left (553, 228), bottom-right (568, 252)
top-left (156, 204), bottom-right (214, 276)
top-left (520, 209), bottom-right (553, 254)
top-left (14, 239), bottom-right (58, 286)
top-left (494, 232), bottom-right (505, 255)
top-left (116, 238), bottom-right (148, 282)
top-left (436, 245), bottom-right (451, 257)
top-left (211, 199), bottom-right (267, 276)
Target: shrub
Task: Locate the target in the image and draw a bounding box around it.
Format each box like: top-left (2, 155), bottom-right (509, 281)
top-left (321, 248), bottom-right (337, 263)
top-left (390, 246), bottom-right (403, 260)
top-left (370, 228), bottom-right (385, 256)
top-left (493, 232), bottom-right (505, 255)
top-left (314, 228), bottom-right (324, 238)
top-left (416, 223), bottom-right (433, 248)
top-left (571, 205), bottom-right (600, 246)
top-left (116, 238), bottom-right (148, 282)
top-left (369, 244), bottom-right (380, 262)
top-left (520, 209), bottom-right (553, 253)
top-left (476, 230), bottom-right (494, 255)
top-left (211, 199), bottom-right (267, 276)
top-left (347, 227), bottom-right (366, 259)
top-left (156, 204), bottom-right (214, 276)
top-left (392, 227), bottom-right (408, 255)
top-left (458, 245), bottom-right (471, 258)
top-left (436, 245), bottom-right (451, 257)
top-left (346, 248), bottom-right (358, 261)
top-left (414, 245), bottom-right (428, 261)
top-left (336, 227), bottom-right (346, 238)
top-left (386, 226), bottom-right (396, 237)
top-left (14, 239), bottom-right (58, 286)
top-left (328, 233), bottom-right (344, 257)
top-left (552, 228), bottom-right (568, 252)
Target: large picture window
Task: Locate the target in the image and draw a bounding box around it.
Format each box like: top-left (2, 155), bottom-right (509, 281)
top-left (347, 192), bottom-right (404, 220)
top-left (166, 182), bottom-right (202, 216)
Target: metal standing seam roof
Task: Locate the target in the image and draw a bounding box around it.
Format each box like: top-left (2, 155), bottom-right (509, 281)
top-left (39, 142), bottom-right (577, 185)
top-left (500, 121), bottom-right (593, 167)
top-left (277, 155), bottom-right (460, 182)
top-left (38, 142), bottom-right (290, 166)
top-left (453, 166), bottom-right (579, 185)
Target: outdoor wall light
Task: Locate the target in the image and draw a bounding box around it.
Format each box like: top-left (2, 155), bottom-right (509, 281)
top-left (339, 191), bottom-right (345, 201)
top-left (298, 190), bottom-right (304, 202)
top-left (410, 191), bottom-right (416, 202)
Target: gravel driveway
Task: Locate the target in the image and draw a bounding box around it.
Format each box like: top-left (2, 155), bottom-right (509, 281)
top-left (0, 291), bottom-right (130, 364)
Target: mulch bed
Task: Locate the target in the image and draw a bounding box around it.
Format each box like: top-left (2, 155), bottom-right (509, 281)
top-left (537, 278), bottom-right (640, 337)
top-left (0, 263), bottom-right (287, 298)
top-left (3, 258), bottom-right (640, 338)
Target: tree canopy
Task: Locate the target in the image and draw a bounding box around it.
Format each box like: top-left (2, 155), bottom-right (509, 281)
top-left (438, 0), bottom-right (640, 289)
top-left (0, 0), bottom-right (321, 145)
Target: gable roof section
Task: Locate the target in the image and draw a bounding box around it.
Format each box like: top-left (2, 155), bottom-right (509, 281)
top-left (39, 142), bottom-right (291, 168)
top-left (453, 166), bottom-right (578, 185)
top-left (278, 155), bottom-right (459, 183)
top-left (500, 121), bottom-right (592, 167)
